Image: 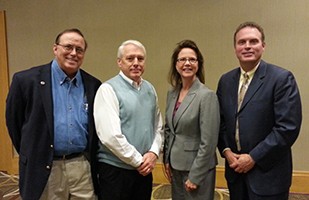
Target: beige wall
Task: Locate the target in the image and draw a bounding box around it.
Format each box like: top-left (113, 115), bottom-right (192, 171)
top-left (1, 0), bottom-right (308, 170)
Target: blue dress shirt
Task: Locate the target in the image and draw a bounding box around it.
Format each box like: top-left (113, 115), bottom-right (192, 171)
top-left (51, 59), bottom-right (88, 155)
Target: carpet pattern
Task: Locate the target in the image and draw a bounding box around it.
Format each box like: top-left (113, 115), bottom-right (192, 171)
top-left (1, 172), bottom-right (309, 200)
top-left (152, 184), bottom-right (230, 200)
top-left (152, 184), bottom-right (309, 200)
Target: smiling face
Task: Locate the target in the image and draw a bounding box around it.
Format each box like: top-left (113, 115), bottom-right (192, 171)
top-left (117, 43), bottom-right (145, 83)
top-left (53, 32), bottom-right (86, 78)
top-left (176, 48), bottom-right (198, 81)
top-left (234, 27), bottom-right (265, 71)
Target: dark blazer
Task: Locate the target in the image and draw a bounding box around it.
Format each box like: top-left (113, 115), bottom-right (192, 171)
top-left (5, 62), bottom-right (101, 200)
top-left (164, 78), bottom-right (220, 186)
top-left (217, 60), bottom-right (302, 195)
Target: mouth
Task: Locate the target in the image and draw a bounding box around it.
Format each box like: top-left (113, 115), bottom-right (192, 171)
top-left (131, 69), bottom-right (141, 74)
top-left (66, 57), bottom-right (78, 64)
top-left (183, 67), bottom-right (193, 71)
top-left (242, 52), bottom-right (254, 57)
top-left (130, 66), bottom-right (142, 72)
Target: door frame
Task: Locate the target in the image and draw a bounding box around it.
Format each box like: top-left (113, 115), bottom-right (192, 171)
top-left (0, 10), bottom-right (18, 174)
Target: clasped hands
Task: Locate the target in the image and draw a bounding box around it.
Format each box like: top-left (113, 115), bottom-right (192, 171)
top-left (137, 151), bottom-right (157, 176)
top-left (224, 150), bottom-right (255, 173)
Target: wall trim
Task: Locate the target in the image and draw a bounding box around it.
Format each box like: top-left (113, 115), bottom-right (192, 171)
top-left (153, 164), bottom-right (309, 194)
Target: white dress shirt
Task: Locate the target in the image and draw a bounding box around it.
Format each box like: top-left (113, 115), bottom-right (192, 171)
top-left (94, 71), bottom-right (163, 168)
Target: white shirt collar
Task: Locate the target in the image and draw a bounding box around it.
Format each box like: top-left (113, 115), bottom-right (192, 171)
top-left (119, 71), bottom-right (143, 90)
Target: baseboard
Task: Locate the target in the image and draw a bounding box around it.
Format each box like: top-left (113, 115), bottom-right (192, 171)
top-left (153, 163), bottom-right (309, 194)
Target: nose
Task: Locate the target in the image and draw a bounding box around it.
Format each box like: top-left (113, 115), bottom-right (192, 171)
top-left (132, 57), bottom-right (139, 65)
top-left (244, 41), bottom-right (251, 48)
top-left (70, 47), bottom-right (77, 55)
top-left (184, 59), bottom-right (191, 65)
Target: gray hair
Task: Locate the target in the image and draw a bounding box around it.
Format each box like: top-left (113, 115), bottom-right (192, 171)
top-left (117, 40), bottom-right (146, 58)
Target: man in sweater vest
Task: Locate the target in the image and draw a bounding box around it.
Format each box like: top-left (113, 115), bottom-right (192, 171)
top-left (94, 40), bottom-right (163, 200)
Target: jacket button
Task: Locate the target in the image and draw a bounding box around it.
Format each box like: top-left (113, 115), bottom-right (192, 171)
top-left (50, 144), bottom-right (53, 148)
top-left (46, 165), bottom-right (51, 170)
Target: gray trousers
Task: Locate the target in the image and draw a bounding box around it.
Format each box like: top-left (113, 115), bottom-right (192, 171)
top-left (171, 167), bottom-right (216, 200)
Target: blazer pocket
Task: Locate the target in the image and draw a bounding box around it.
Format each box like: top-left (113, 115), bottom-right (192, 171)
top-left (183, 141), bottom-right (199, 152)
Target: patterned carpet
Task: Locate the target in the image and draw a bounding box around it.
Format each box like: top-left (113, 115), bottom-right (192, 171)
top-left (1, 172), bottom-right (309, 200)
top-left (0, 172), bottom-right (19, 200)
top-left (152, 184), bottom-right (309, 200)
top-left (152, 184), bottom-right (230, 200)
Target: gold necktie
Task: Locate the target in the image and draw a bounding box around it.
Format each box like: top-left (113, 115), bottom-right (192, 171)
top-left (238, 73), bottom-right (249, 110)
top-left (236, 73), bottom-right (249, 151)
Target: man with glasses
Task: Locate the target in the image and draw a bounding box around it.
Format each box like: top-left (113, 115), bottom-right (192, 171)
top-left (6, 28), bottom-right (101, 200)
top-left (93, 40), bottom-right (163, 200)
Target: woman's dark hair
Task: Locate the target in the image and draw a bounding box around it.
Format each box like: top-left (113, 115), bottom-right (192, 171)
top-left (168, 40), bottom-right (205, 88)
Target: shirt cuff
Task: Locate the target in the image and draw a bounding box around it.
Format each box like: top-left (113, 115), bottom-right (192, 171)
top-left (222, 147), bottom-right (231, 155)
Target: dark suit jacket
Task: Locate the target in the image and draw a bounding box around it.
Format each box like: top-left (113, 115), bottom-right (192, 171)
top-left (5, 62), bottom-right (101, 200)
top-left (217, 60), bottom-right (302, 195)
top-left (164, 78), bottom-right (220, 186)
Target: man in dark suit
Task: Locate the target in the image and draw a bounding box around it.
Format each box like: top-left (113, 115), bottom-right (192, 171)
top-left (217, 21), bottom-right (302, 200)
top-left (6, 28), bottom-right (101, 200)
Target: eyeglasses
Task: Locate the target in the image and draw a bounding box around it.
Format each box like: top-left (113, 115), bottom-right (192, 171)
top-left (177, 57), bottom-right (198, 65)
top-left (57, 44), bottom-right (85, 55)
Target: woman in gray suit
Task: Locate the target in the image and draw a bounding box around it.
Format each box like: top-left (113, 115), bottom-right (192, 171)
top-left (163, 40), bottom-right (220, 200)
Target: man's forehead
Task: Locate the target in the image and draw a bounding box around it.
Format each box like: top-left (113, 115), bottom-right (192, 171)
top-left (123, 44), bottom-right (145, 53)
top-left (123, 50), bottom-right (145, 57)
top-left (236, 28), bottom-right (262, 39)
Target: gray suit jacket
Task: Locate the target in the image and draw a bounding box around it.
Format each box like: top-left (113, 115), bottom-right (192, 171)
top-left (163, 78), bottom-right (220, 185)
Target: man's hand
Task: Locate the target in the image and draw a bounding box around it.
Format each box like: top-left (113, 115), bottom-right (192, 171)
top-left (234, 154), bottom-right (255, 173)
top-left (224, 149), bottom-right (240, 169)
top-left (137, 151), bottom-right (157, 176)
top-left (224, 150), bottom-right (255, 173)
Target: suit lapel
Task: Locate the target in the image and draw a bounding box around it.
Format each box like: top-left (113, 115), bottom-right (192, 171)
top-left (227, 69), bottom-right (241, 115)
top-left (39, 64), bottom-right (54, 137)
top-left (239, 61), bottom-right (266, 112)
top-left (172, 79), bottom-right (200, 128)
top-left (232, 69), bottom-right (240, 107)
top-left (166, 89), bottom-right (178, 130)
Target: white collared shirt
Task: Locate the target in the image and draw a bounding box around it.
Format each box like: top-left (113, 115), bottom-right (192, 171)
top-left (119, 71), bottom-right (142, 90)
top-left (94, 71), bottom-right (163, 168)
